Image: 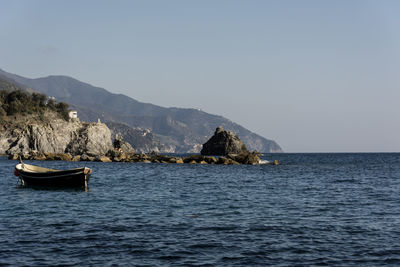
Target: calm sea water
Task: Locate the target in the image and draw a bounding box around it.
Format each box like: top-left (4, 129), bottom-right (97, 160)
top-left (1, 153), bottom-right (400, 266)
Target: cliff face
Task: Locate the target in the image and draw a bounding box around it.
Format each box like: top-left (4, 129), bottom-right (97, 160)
top-left (0, 118), bottom-right (112, 156)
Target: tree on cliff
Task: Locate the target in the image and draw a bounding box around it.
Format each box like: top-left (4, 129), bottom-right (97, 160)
top-left (0, 90), bottom-right (69, 120)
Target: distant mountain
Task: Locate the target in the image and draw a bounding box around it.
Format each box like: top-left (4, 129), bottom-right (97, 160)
top-left (0, 68), bottom-right (283, 153)
top-left (0, 77), bottom-right (20, 92)
top-left (105, 121), bottom-right (172, 154)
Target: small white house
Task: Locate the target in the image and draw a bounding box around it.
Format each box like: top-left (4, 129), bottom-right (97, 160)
top-left (68, 110), bottom-right (78, 119)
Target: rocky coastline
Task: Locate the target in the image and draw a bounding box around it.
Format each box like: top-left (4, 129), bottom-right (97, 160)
top-left (1, 115), bottom-right (278, 165)
top-left (1, 119), bottom-right (112, 156)
top-left (0, 80), bottom-right (280, 166)
top-left (7, 150), bottom-right (277, 165)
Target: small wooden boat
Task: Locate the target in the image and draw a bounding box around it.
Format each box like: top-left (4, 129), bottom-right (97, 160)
top-left (14, 160), bottom-right (92, 189)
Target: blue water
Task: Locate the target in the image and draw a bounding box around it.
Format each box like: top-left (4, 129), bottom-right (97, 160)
top-left (1, 153), bottom-right (400, 266)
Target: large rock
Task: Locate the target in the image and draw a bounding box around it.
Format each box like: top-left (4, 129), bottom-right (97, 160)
top-left (227, 151), bottom-right (261, 165)
top-left (2, 120), bottom-right (113, 156)
top-left (66, 122), bottom-right (113, 156)
top-left (201, 126), bottom-right (249, 156)
top-left (113, 135), bottom-right (135, 154)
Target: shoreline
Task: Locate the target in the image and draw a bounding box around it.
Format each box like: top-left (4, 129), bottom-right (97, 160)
top-left (6, 152), bottom-right (279, 165)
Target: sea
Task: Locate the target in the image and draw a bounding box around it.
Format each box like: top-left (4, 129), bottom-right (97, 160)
top-left (1, 153), bottom-right (400, 266)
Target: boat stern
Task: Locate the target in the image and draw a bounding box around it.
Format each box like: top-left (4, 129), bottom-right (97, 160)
top-left (84, 167), bottom-right (92, 188)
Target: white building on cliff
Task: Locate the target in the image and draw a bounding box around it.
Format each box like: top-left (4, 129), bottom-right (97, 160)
top-left (68, 110), bottom-right (78, 121)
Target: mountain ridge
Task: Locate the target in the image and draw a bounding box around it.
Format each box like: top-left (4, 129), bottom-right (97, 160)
top-left (0, 68), bottom-right (283, 153)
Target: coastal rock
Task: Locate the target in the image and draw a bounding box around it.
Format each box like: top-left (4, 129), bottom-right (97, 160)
top-left (173, 158), bottom-right (184, 164)
top-left (201, 126), bottom-right (249, 156)
top-left (66, 122), bottom-right (113, 156)
top-left (32, 154), bottom-right (47, 161)
top-left (228, 151), bottom-right (261, 165)
top-left (96, 156), bottom-right (112, 162)
top-left (183, 155), bottom-right (218, 164)
top-left (54, 153), bottom-right (73, 161)
top-left (0, 132), bottom-right (11, 155)
top-left (2, 119), bottom-right (113, 156)
top-left (216, 157), bottom-right (240, 165)
top-left (79, 154), bottom-right (95, 162)
top-left (44, 152), bottom-right (56, 160)
top-left (9, 154), bottom-right (19, 160)
top-left (183, 155), bottom-right (205, 163)
top-left (113, 135), bottom-right (135, 154)
top-left (72, 155), bottom-right (81, 161)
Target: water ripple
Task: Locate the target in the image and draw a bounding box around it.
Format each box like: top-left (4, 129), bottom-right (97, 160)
top-left (1, 154), bottom-right (400, 265)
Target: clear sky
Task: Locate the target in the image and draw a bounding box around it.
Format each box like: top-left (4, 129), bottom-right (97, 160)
top-left (1, 0), bottom-right (399, 152)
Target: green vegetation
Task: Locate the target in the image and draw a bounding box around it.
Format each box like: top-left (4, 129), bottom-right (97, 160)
top-left (0, 90), bottom-right (70, 120)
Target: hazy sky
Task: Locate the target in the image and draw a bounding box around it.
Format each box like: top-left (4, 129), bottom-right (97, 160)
top-left (1, 0), bottom-right (399, 152)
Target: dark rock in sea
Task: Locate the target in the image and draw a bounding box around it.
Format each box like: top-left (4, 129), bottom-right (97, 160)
top-left (201, 126), bottom-right (249, 156)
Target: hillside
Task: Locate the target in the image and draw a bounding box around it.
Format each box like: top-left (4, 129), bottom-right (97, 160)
top-left (0, 77), bottom-right (20, 92)
top-left (0, 68), bottom-right (283, 153)
top-left (0, 78), bottom-right (69, 120)
top-left (105, 121), bottom-right (172, 153)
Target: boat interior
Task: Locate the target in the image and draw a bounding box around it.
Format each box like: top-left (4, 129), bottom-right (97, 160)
top-left (16, 163), bottom-right (60, 173)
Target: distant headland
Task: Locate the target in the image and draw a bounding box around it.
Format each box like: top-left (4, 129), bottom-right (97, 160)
top-left (0, 68), bottom-right (282, 154)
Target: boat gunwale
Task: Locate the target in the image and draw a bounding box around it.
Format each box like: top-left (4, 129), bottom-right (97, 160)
top-left (15, 163), bottom-right (90, 174)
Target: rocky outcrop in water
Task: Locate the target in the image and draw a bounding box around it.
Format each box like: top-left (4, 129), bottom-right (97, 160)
top-left (201, 126), bottom-right (249, 156)
top-left (0, 119), bottom-right (112, 156)
top-left (10, 150), bottom-right (279, 165)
